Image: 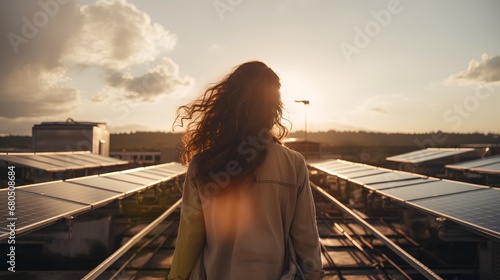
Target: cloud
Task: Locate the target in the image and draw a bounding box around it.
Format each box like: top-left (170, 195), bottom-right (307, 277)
top-left (448, 53), bottom-right (500, 84)
top-left (370, 107), bottom-right (389, 114)
top-left (352, 94), bottom-right (402, 115)
top-left (0, 0), bottom-right (82, 119)
top-left (0, 0), bottom-right (191, 119)
top-left (65, 0), bottom-right (176, 70)
top-left (208, 44), bottom-right (224, 52)
top-left (93, 57), bottom-right (192, 102)
top-left (0, 65), bottom-right (79, 118)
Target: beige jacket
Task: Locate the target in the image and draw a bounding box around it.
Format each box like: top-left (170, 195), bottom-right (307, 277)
top-left (168, 143), bottom-right (322, 280)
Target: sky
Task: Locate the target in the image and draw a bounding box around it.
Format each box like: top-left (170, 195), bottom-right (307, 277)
top-left (1, 0), bottom-right (499, 135)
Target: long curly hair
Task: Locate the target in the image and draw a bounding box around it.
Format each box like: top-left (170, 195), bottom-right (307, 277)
top-left (174, 61), bottom-right (289, 185)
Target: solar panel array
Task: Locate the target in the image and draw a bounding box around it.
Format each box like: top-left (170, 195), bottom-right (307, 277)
top-left (0, 162), bottom-right (187, 241)
top-left (386, 148), bottom-right (476, 164)
top-left (0, 151), bottom-right (128, 172)
top-left (308, 159), bottom-right (500, 240)
top-left (446, 154), bottom-right (500, 175)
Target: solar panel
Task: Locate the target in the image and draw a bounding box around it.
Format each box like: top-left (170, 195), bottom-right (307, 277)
top-left (19, 155), bottom-right (70, 168)
top-left (153, 163), bottom-right (187, 172)
top-left (145, 167), bottom-right (182, 175)
top-left (314, 161), bottom-right (346, 168)
top-left (470, 162), bottom-right (500, 175)
top-left (103, 173), bottom-right (160, 186)
top-left (126, 170), bottom-right (171, 181)
top-left (376, 180), bottom-right (485, 201)
top-left (42, 154), bottom-right (97, 169)
top-left (446, 155), bottom-right (500, 170)
top-left (68, 176), bottom-right (145, 194)
top-left (18, 181), bottom-right (122, 206)
top-left (0, 152), bottom-right (128, 172)
top-left (365, 178), bottom-right (432, 190)
top-left (408, 188), bottom-right (500, 238)
top-left (0, 155), bottom-right (63, 172)
top-left (386, 149), bottom-right (438, 162)
top-left (317, 165), bottom-right (368, 175)
top-left (140, 168), bottom-right (175, 177)
top-left (0, 190), bottom-right (89, 239)
top-left (334, 168), bottom-right (385, 180)
top-left (348, 171), bottom-right (424, 186)
top-left (37, 155), bottom-right (86, 170)
top-left (387, 148), bottom-right (475, 163)
top-left (347, 169), bottom-right (388, 179)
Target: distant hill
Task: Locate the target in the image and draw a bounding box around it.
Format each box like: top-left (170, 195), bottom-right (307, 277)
top-left (110, 132), bottom-right (183, 151)
top-left (289, 130), bottom-right (500, 147)
top-left (0, 135), bottom-right (31, 150)
top-left (1, 131), bottom-right (498, 152)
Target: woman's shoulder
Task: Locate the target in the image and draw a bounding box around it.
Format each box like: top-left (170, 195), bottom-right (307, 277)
top-left (267, 142), bottom-right (306, 163)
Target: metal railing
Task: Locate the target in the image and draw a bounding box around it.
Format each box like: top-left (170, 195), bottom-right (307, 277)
top-left (311, 182), bottom-right (443, 280)
top-left (82, 199), bottom-right (182, 280)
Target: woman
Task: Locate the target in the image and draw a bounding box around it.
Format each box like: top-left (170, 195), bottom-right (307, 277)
top-left (169, 61), bottom-right (322, 280)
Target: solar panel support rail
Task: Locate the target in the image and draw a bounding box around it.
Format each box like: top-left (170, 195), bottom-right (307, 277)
top-left (81, 198), bottom-right (182, 280)
top-left (311, 182), bottom-right (443, 280)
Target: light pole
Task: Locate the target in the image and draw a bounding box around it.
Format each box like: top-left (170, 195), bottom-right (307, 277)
top-left (295, 100), bottom-right (309, 158)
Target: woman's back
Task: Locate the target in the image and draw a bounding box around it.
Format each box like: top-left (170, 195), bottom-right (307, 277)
top-left (199, 143), bottom-right (320, 279)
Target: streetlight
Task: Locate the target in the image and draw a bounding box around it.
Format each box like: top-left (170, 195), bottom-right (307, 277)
top-left (295, 100), bottom-right (309, 158)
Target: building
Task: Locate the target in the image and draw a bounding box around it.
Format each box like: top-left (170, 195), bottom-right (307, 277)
top-left (283, 138), bottom-right (321, 159)
top-left (32, 118), bottom-right (110, 156)
top-left (110, 146), bottom-right (182, 167)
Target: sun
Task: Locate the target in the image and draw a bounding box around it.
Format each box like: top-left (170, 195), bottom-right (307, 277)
top-left (276, 69), bottom-right (321, 132)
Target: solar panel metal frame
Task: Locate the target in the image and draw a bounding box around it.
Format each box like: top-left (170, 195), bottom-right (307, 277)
top-left (0, 190), bottom-right (90, 240)
top-left (17, 181), bottom-right (123, 207)
top-left (406, 188), bottom-right (500, 239)
top-left (375, 180), bottom-right (485, 202)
